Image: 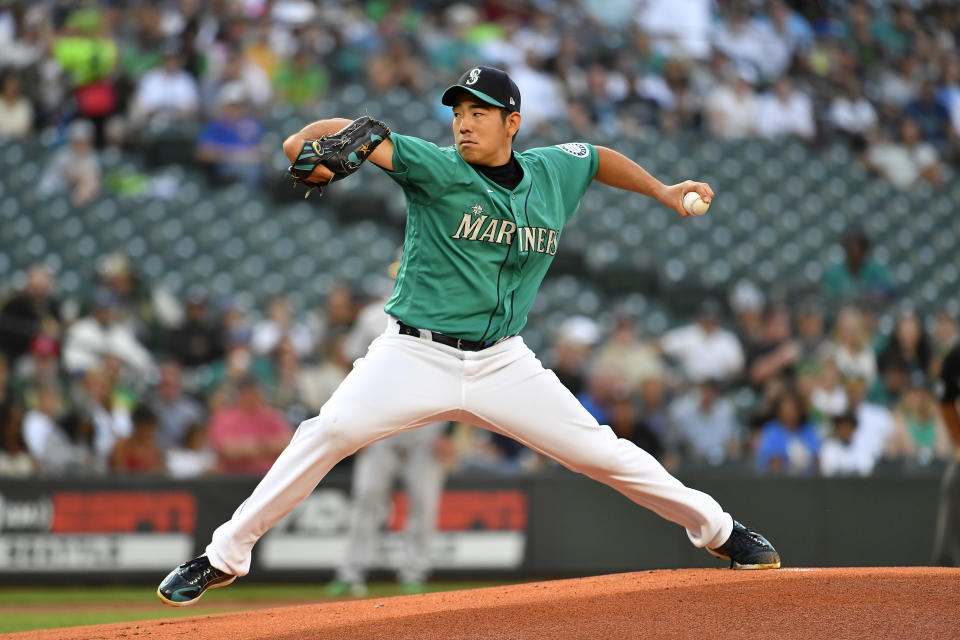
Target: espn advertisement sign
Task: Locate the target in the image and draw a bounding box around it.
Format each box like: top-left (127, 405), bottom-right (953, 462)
top-left (260, 489), bottom-right (528, 570)
top-left (0, 477), bottom-right (531, 579)
top-left (0, 489), bottom-right (194, 572)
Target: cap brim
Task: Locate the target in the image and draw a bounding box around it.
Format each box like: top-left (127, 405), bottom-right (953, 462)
top-left (441, 85), bottom-right (505, 108)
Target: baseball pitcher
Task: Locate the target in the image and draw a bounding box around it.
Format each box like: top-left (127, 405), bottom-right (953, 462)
top-left (159, 66), bottom-right (779, 606)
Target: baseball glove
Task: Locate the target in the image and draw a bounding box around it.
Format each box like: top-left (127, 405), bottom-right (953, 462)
top-left (287, 116), bottom-right (391, 198)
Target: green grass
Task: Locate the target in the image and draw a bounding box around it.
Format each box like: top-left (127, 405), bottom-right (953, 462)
top-left (0, 581), bottom-right (511, 634)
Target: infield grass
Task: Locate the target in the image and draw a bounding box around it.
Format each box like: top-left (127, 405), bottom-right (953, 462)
top-left (0, 581), bottom-right (511, 634)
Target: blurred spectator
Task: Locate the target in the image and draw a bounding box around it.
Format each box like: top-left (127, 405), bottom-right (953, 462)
top-left (0, 264), bottom-right (60, 363)
top-left (457, 424), bottom-right (543, 475)
top-left (940, 60), bottom-right (960, 144)
top-left (0, 402), bottom-right (33, 477)
top-left (74, 367), bottom-right (133, 460)
top-left (195, 82), bottom-right (267, 186)
top-left (117, 5), bottom-right (166, 83)
top-left (873, 55), bottom-right (922, 110)
top-left (730, 279), bottom-right (766, 354)
top-left (844, 374), bottom-right (895, 465)
top-left (877, 309), bottom-right (931, 400)
top-left (11, 334), bottom-right (68, 411)
top-left (705, 68), bottom-right (757, 139)
top-left (310, 283), bottom-right (359, 354)
top-left (0, 69), bottom-right (33, 138)
top-left (577, 365), bottom-right (623, 426)
top-left (165, 423), bottom-right (217, 478)
top-left (637, 0), bottom-right (713, 60)
top-left (746, 304), bottom-right (802, 389)
top-left (37, 119), bottom-right (102, 206)
top-left (208, 376), bottom-right (291, 475)
top-left (593, 313), bottom-right (664, 392)
top-left (198, 326), bottom-right (274, 409)
top-left (509, 52), bottom-right (568, 132)
top-left (252, 296), bottom-right (313, 359)
top-left (824, 306), bottom-right (878, 384)
top-left (872, 3), bottom-right (916, 56)
top-left (657, 60), bottom-right (702, 133)
top-left (367, 38), bottom-right (425, 93)
top-left (865, 118), bottom-right (941, 190)
top-left (819, 412), bottom-right (874, 477)
top-left (28, 404), bottom-right (104, 477)
top-left (809, 359), bottom-right (848, 423)
top-left (550, 316), bottom-right (600, 397)
top-left (659, 299), bottom-right (744, 384)
top-left (271, 337), bottom-right (307, 421)
top-left (169, 290), bottom-right (223, 368)
top-left (201, 45), bottom-right (273, 111)
top-left (273, 47), bottom-right (328, 109)
top-left (581, 64), bottom-right (622, 135)
top-left (244, 24), bottom-right (280, 81)
top-left (754, 77), bottom-right (815, 141)
top-left (637, 376), bottom-right (671, 456)
top-left (96, 251), bottom-right (183, 345)
top-left (712, 4), bottom-right (772, 81)
top-left (887, 374), bottom-right (950, 464)
top-left (0, 5), bottom-right (49, 72)
top-left (827, 74), bottom-right (877, 147)
top-left (110, 405), bottom-right (164, 474)
top-left (822, 230), bottom-right (894, 306)
top-left (146, 361), bottom-right (205, 450)
top-left (931, 311), bottom-right (959, 380)
top-left (51, 8), bottom-right (119, 145)
top-left (610, 389), bottom-right (663, 459)
top-left (795, 299), bottom-right (828, 364)
top-left (0, 353), bottom-right (10, 407)
top-left (62, 288), bottom-right (155, 380)
top-left (755, 389), bottom-right (820, 475)
top-left (128, 49), bottom-right (200, 129)
top-left (20, 384), bottom-right (66, 473)
top-left (905, 80), bottom-right (951, 152)
top-left (667, 379), bottom-right (740, 465)
top-left (295, 334), bottom-right (350, 414)
top-left (761, 0), bottom-right (814, 60)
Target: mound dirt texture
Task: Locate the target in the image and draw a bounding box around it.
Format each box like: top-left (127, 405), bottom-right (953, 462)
top-left (11, 567), bottom-right (960, 640)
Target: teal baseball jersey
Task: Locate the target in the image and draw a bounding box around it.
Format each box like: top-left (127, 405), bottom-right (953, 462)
top-left (381, 134), bottom-right (599, 341)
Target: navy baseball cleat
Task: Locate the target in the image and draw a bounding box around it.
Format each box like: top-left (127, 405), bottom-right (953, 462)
top-left (708, 520), bottom-right (781, 570)
top-left (157, 555), bottom-right (236, 606)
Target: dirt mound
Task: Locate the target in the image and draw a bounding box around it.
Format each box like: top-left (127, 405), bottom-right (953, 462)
top-left (10, 567), bottom-right (960, 640)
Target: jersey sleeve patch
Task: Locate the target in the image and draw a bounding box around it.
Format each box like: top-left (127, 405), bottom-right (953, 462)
top-left (555, 142), bottom-right (590, 158)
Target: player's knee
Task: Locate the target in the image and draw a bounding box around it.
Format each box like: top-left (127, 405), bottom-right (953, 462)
top-left (564, 434), bottom-right (632, 476)
top-left (294, 414), bottom-right (362, 456)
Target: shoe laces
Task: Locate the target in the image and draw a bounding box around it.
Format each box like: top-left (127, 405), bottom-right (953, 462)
top-left (178, 558), bottom-right (214, 585)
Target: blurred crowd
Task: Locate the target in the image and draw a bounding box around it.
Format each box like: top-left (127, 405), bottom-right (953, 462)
top-left (0, 227), bottom-right (956, 479)
top-left (0, 0), bottom-right (958, 197)
top-left (0, 0), bottom-right (958, 479)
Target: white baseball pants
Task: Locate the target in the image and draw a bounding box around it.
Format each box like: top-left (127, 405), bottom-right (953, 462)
top-left (206, 318), bottom-right (733, 576)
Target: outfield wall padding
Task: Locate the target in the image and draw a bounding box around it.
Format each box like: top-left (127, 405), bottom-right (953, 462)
top-left (0, 469), bottom-right (943, 584)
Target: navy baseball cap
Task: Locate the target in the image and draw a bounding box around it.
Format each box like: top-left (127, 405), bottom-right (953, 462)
top-left (441, 66), bottom-right (521, 113)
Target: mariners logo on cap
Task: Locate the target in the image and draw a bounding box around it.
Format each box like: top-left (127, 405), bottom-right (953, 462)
top-left (466, 68), bottom-right (481, 85)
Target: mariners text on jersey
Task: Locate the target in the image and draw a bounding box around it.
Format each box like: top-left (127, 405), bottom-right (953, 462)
top-left (451, 209), bottom-right (560, 256)
top-left (380, 134), bottom-right (599, 342)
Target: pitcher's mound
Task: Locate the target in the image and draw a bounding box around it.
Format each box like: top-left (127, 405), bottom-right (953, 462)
top-left (13, 567), bottom-right (960, 640)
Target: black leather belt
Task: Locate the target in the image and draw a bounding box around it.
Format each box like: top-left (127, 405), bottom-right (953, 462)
top-left (397, 320), bottom-right (500, 351)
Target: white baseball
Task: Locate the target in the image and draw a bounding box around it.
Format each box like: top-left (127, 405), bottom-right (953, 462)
top-left (683, 191), bottom-right (710, 216)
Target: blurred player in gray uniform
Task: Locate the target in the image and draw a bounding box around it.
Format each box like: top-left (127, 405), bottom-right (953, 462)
top-left (934, 342), bottom-right (960, 566)
top-left (328, 259), bottom-right (453, 595)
